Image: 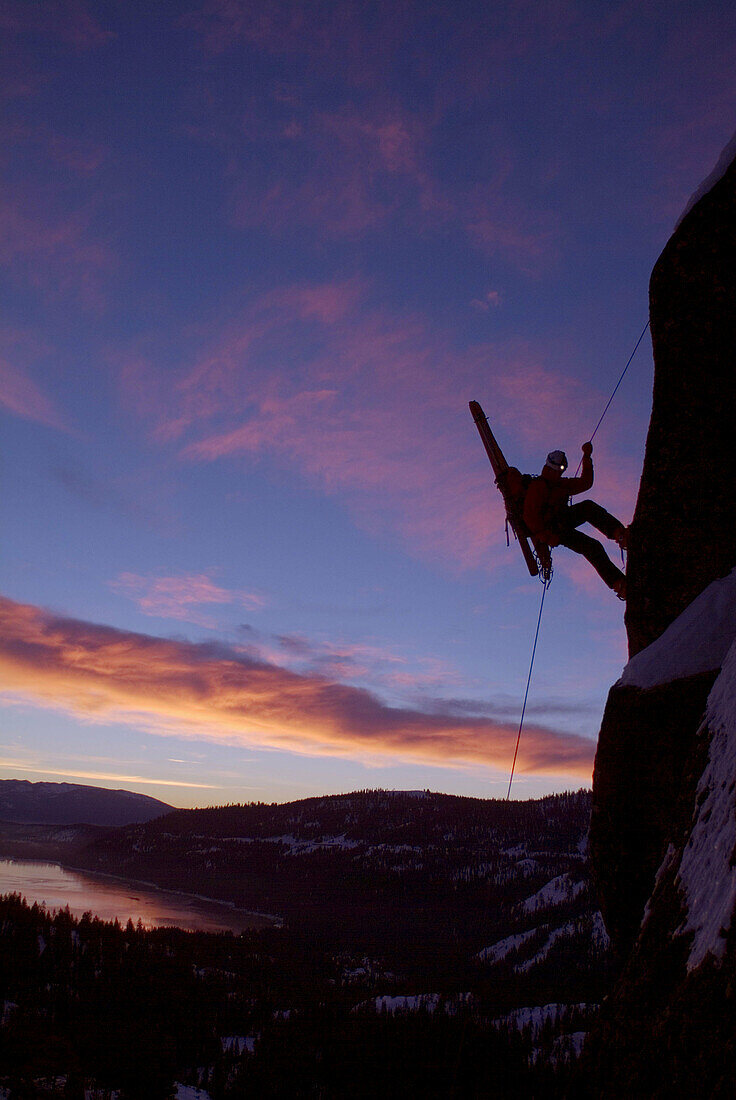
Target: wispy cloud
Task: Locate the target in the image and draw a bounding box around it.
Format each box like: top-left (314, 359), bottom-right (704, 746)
top-left (239, 626), bottom-right (463, 699)
top-left (0, 596), bottom-right (594, 777)
top-left (0, 1), bottom-right (113, 50)
top-left (228, 101), bottom-right (438, 239)
top-left (186, 3), bottom-right (559, 267)
top-left (110, 572), bottom-right (267, 627)
top-left (0, 190), bottom-right (116, 308)
top-left (0, 356), bottom-right (68, 430)
top-left (0, 759), bottom-right (217, 790)
top-left (120, 280), bottom-right (624, 574)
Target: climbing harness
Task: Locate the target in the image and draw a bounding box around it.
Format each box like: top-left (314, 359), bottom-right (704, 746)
top-left (505, 318), bottom-right (651, 799)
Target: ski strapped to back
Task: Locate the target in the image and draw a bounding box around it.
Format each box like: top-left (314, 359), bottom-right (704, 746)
top-left (469, 400), bottom-right (552, 583)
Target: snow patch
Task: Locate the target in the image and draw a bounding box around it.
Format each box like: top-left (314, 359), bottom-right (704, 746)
top-left (620, 568), bottom-right (736, 690)
top-left (476, 927), bottom-right (539, 964)
top-left (521, 874), bottom-right (585, 914)
top-left (591, 910), bottom-right (611, 951)
top-left (677, 127), bottom-right (736, 226)
top-left (677, 637), bottom-right (736, 969)
top-left (514, 921), bottom-right (577, 972)
top-left (492, 1003), bottom-right (590, 1038)
top-left (550, 1030), bottom-right (587, 1064)
top-left (516, 858), bottom-right (541, 877)
top-left (175, 1087), bottom-right (211, 1100)
top-left (221, 1035), bottom-right (257, 1054)
top-left (355, 992), bottom-right (474, 1016)
top-left (372, 993), bottom-right (440, 1014)
top-left (281, 833), bottom-right (361, 853)
top-left (502, 844), bottom-right (527, 857)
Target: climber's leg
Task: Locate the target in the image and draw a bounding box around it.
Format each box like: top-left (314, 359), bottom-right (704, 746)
top-left (558, 527), bottom-right (626, 593)
top-left (566, 500), bottom-right (626, 544)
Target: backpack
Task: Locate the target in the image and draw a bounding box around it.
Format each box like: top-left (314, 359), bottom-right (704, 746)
top-left (499, 466), bottom-right (535, 537)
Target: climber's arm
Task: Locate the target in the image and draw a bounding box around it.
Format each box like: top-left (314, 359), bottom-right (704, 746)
top-left (566, 443), bottom-right (594, 495)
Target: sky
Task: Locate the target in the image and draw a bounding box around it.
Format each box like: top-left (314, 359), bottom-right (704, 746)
top-left (2, 0), bottom-right (735, 809)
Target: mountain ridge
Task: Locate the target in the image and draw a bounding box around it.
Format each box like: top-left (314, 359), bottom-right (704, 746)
top-left (0, 778), bottom-right (173, 826)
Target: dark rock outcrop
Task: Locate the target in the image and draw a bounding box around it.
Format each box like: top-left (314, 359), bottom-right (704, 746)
top-left (625, 151), bottom-right (736, 659)
top-left (590, 671), bottom-right (714, 955)
top-left (583, 142), bottom-right (736, 1095)
top-left (592, 146), bottom-right (736, 958)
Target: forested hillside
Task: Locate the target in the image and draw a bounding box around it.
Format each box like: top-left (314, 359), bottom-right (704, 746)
top-left (75, 789), bottom-right (595, 955)
top-left (0, 789), bottom-right (610, 1097)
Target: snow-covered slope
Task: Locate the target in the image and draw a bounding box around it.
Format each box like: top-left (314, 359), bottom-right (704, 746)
top-left (676, 635), bottom-right (736, 969)
top-left (611, 567), bottom-right (736, 967)
top-left (613, 568), bottom-right (736, 968)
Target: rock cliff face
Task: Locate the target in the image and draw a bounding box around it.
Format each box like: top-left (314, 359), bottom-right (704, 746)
top-left (625, 146), bottom-right (736, 659)
top-left (585, 141), bottom-right (736, 1094)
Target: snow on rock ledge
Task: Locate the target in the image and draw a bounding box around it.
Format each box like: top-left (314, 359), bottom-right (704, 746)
top-left (620, 567), bottom-right (736, 690)
top-left (676, 635), bottom-right (736, 969)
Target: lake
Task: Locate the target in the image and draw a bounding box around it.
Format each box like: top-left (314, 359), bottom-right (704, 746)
top-left (0, 858), bottom-right (275, 933)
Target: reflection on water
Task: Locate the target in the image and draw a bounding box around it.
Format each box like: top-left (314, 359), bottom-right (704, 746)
top-left (0, 859), bottom-right (272, 934)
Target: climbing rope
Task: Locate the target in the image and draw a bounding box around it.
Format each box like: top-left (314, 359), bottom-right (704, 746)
top-left (506, 576), bottom-right (549, 800)
top-left (506, 319), bottom-right (650, 798)
top-left (574, 319), bottom-right (651, 475)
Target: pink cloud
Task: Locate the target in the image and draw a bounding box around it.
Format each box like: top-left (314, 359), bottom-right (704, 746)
top-left (189, 0), bottom-right (583, 92)
top-left (226, 102), bottom-right (553, 264)
top-left (0, 1), bottom-right (113, 50)
top-left (252, 632), bottom-right (464, 699)
top-left (0, 46), bottom-right (46, 102)
top-left (47, 133), bottom-right (107, 175)
top-left (555, 554), bottom-right (614, 600)
top-left (185, 4), bottom-right (564, 267)
top-left (470, 290), bottom-right (502, 312)
top-left (0, 595), bottom-right (594, 777)
top-left (230, 103), bottom-right (432, 238)
top-left (120, 280), bottom-right (631, 574)
top-left (283, 279), bottom-right (365, 324)
top-left (188, 0), bottom-right (413, 89)
top-left (0, 190), bottom-right (115, 308)
top-left (0, 357), bottom-right (68, 430)
top-left (466, 211), bottom-right (556, 272)
top-left (110, 572), bottom-right (266, 628)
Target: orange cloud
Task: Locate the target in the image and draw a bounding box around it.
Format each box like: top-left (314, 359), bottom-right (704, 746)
top-left (0, 596), bottom-right (594, 778)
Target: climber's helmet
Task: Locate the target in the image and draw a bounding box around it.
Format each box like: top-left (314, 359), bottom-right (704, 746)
top-left (545, 450), bottom-right (568, 472)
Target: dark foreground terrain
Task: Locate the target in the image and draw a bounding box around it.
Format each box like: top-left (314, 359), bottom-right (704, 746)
top-left (0, 788), bottom-right (609, 1097)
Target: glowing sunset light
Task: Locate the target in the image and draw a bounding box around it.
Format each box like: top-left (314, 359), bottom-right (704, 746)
top-left (0, 597), bottom-right (593, 777)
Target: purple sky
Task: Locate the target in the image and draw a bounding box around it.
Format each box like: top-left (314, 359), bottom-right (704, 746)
top-left (2, 0), bottom-right (735, 806)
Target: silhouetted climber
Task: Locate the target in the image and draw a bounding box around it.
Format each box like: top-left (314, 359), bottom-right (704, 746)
top-left (523, 442), bottom-right (628, 598)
